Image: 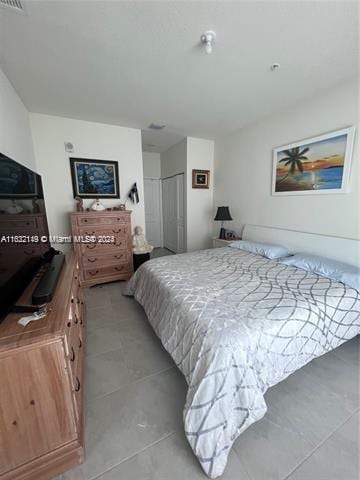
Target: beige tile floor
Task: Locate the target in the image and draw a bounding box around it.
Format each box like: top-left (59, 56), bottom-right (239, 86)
top-left (59, 257), bottom-right (360, 480)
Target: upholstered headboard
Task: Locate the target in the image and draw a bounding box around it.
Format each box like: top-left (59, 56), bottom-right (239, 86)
top-left (242, 224), bottom-right (360, 267)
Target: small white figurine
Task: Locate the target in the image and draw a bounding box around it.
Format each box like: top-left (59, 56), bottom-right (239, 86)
top-left (91, 198), bottom-right (105, 211)
top-left (132, 225), bottom-right (153, 254)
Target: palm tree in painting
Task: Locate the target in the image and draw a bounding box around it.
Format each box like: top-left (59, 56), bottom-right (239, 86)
top-left (277, 147), bottom-right (309, 183)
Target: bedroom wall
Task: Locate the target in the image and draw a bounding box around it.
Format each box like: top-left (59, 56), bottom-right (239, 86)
top-left (30, 113), bottom-right (145, 251)
top-left (214, 78), bottom-right (360, 240)
top-left (0, 68), bottom-right (36, 170)
top-left (160, 139), bottom-right (187, 178)
top-left (143, 151), bottom-right (161, 178)
top-left (186, 137), bottom-right (214, 251)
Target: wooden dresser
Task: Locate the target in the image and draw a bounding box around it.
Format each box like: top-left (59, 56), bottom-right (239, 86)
top-left (70, 210), bottom-right (133, 287)
top-left (0, 252), bottom-right (85, 480)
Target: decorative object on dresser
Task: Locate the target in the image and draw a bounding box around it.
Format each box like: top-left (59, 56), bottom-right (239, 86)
top-left (214, 206), bottom-right (233, 239)
top-left (69, 158), bottom-right (120, 199)
top-left (70, 210), bottom-right (133, 287)
top-left (0, 251), bottom-right (86, 480)
top-left (192, 169), bottom-right (210, 189)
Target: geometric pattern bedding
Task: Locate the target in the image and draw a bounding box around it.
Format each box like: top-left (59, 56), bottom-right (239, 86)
top-left (124, 247), bottom-right (360, 478)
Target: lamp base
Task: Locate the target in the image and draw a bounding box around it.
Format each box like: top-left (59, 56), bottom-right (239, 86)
top-left (219, 227), bottom-right (226, 239)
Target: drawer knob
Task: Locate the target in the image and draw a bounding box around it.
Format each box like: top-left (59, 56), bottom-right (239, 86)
top-left (70, 347), bottom-right (75, 362)
top-left (79, 338), bottom-right (82, 348)
top-left (113, 229), bottom-right (121, 234)
top-left (115, 266), bottom-right (124, 272)
top-left (114, 254), bottom-right (123, 259)
top-left (74, 314), bottom-right (78, 324)
top-left (86, 244), bottom-right (96, 250)
top-left (67, 321), bottom-right (71, 328)
top-left (87, 258), bottom-right (97, 263)
top-left (75, 377), bottom-right (81, 392)
top-left (89, 270), bottom-right (99, 276)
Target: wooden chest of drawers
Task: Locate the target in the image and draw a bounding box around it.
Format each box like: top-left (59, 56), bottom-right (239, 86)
top-left (0, 252), bottom-right (85, 480)
top-left (70, 211), bottom-right (134, 287)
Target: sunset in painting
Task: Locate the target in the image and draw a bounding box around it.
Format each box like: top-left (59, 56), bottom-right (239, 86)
top-left (275, 134), bottom-right (348, 192)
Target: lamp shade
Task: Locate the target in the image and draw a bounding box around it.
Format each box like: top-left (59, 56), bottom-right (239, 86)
top-left (214, 206), bottom-right (232, 221)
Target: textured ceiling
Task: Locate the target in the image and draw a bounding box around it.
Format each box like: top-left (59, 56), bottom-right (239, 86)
top-left (0, 1), bottom-right (358, 153)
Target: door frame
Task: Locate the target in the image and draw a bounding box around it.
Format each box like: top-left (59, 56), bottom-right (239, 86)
top-left (144, 176), bottom-right (163, 248)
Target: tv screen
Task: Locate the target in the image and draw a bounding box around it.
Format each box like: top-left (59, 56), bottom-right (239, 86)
top-left (0, 153), bottom-right (51, 319)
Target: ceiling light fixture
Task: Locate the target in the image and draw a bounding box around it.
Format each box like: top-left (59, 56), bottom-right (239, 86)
top-left (200, 30), bottom-right (216, 54)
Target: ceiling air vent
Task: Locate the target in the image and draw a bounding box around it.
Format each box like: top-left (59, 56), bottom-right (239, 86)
top-left (0, 0), bottom-right (25, 12)
top-left (148, 123), bottom-right (165, 130)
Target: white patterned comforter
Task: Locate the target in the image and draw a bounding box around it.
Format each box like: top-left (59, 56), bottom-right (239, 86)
top-left (124, 247), bottom-right (360, 478)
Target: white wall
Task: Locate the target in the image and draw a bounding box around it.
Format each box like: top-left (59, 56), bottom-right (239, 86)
top-left (143, 151), bottom-right (161, 178)
top-left (30, 114), bottom-right (145, 250)
top-left (0, 68), bottom-right (36, 170)
top-left (186, 137), bottom-right (214, 251)
top-left (214, 79), bottom-right (360, 240)
top-left (160, 139), bottom-right (187, 178)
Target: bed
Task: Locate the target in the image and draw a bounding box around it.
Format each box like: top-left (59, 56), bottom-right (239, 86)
top-left (124, 225), bottom-right (360, 478)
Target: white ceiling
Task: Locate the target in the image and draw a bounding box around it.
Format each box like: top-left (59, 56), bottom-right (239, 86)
top-left (0, 1), bottom-right (358, 153)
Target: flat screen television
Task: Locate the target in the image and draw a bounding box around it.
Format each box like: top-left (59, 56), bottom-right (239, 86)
top-left (0, 152), bottom-right (52, 320)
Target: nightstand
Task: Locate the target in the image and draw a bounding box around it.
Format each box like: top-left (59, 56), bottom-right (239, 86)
top-left (212, 237), bottom-right (241, 248)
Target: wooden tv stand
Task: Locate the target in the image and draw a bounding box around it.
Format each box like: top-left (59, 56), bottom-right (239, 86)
top-left (0, 252), bottom-right (85, 480)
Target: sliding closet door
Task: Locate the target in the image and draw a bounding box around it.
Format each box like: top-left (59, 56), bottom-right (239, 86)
top-left (162, 174), bottom-right (185, 253)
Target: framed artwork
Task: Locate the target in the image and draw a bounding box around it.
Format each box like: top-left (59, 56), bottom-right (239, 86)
top-left (272, 127), bottom-right (355, 196)
top-left (69, 158), bottom-right (120, 199)
top-left (192, 169), bottom-right (210, 189)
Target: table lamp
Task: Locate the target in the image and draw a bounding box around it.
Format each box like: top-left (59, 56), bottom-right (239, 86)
top-left (214, 206), bottom-right (232, 239)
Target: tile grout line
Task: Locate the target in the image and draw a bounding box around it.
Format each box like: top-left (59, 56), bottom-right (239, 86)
top-left (90, 431), bottom-right (177, 480)
top-left (86, 365), bottom-right (176, 405)
top-left (282, 407), bottom-right (360, 480)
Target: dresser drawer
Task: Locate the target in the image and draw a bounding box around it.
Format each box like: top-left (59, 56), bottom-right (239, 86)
top-left (80, 237), bottom-right (128, 254)
top-left (84, 263), bottom-right (132, 280)
top-left (0, 217), bottom-right (38, 230)
top-left (77, 214), bottom-right (130, 226)
top-left (68, 325), bottom-right (83, 384)
top-left (78, 225), bottom-right (129, 237)
top-left (82, 251), bottom-right (130, 269)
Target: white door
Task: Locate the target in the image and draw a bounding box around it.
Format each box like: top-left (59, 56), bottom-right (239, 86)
top-left (162, 174), bottom-right (185, 253)
top-left (144, 178), bottom-right (162, 247)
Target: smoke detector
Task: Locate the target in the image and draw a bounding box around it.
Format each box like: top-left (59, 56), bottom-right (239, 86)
top-left (0, 0), bottom-right (25, 13)
top-left (148, 123), bottom-right (165, 130)
top-left (200, 31), bottom-right (216, 54)
top-left (64, 142), bottom-right (74, 153)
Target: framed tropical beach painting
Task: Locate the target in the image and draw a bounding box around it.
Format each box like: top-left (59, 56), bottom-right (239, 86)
top-left (272, 127), bottom-right (355, 196)
top-left (70, 158), bottom-right (120, 199)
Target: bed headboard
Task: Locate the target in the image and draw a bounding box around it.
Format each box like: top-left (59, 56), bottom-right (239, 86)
top-left (242, 224), bottom-right (360, 267)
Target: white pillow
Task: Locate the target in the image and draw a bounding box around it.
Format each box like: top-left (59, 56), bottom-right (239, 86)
top-left (229, 240), bottom-right (291, 260)
top-left (281, 253), bottom-right (360, 291)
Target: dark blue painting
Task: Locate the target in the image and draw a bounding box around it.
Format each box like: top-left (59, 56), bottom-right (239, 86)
top-left (70, 158), bottom-right (120, 198)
